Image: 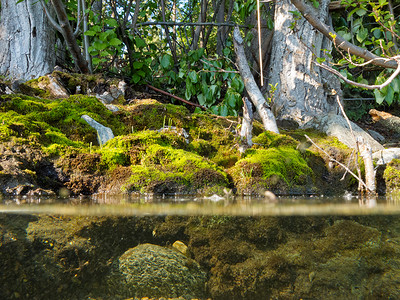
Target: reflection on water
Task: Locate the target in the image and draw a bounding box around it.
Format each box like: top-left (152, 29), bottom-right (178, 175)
top-left (1, 194), bottom-right (400, 299)
top-left (1, 193), bottom-right (400, 216)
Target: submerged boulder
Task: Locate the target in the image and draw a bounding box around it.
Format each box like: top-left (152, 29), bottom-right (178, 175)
top-left (107, 243), bottom-right (207, 299)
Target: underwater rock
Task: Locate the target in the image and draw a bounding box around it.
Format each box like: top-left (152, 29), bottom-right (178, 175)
top-left (81, 115), bottom-right (114, 145)
top-left (108, 243), bottom-right (207, 299)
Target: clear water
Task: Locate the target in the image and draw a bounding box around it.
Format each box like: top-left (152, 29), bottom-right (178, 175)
top-left (1, 195), bottom-right (400, 299)
top-left (2, 193), bottom-right (400, 216)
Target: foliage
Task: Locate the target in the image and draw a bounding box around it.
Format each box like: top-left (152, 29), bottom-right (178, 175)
top-left (332, 0), bottom-right (400, 105)
top-left (155, 47), bottom-right (244, 116)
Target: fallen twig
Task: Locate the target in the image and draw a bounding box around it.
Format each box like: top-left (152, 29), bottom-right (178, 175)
top-left (146, 84), bottom-right (206, 110)
top-left (304, 134), bottom-right (371, 192)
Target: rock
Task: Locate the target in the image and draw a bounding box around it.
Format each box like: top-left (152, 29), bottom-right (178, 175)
top-left (105, 104), bottom-right (119, 112)
top-left (96, 81), bottom-right (126, 104)
top-left (37, 74), bottom-right (69, 98)
top-left (310, 113), bottom-right (384, 152)
top-left (367, 129), bottom-right (385, 143)
top-left (81, 114), bottom-right (114, 145)
top-left (108, 243), bottom-right (207, 299)
top-left (172, 240), bottom-right (189, 255)
top-left (373, 148), bottom-right (400, 165)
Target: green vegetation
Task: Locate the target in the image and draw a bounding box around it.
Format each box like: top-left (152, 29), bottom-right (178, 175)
top-left (0, 86), bottom-right (361, 196)
top-left (383, 159), bottom-right (400, 191)
top-left (229, 131), bottom-right (312, 194)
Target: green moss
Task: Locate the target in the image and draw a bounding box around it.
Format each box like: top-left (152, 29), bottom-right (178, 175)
top-left (253, 131), bottom-right (298, 149)
top-left (383, 159), bottom-right (400, 191)
top-left (123, 99), bottom-right (190, 131)
top-left (124, 144), bottom-right (228, 194)
top-left (229, 134), bottom-right (312, 194)
top-left (0, 94), bottom-right (125, 156)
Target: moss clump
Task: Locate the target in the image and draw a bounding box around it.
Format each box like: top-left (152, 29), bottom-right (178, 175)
top-left (383, 159), bottom-right (400, 191)
top-left (125, 144), bottom-right (228, 194)
top-left (0, 94), bottom-right (125, 152)
top-left (122, 99), bottom-right (190, 131)
top-left (228, 131), bottom-right (313, 195)
top-left (229, 147), bottom-right (312, 195)
top-left (188, 114), bottom-right (241, 167)
top-left (253, 131), bottom-right (299, 149)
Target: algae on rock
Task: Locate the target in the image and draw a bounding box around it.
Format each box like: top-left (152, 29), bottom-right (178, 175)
top-left (107, 243), bottom-right (207, 299)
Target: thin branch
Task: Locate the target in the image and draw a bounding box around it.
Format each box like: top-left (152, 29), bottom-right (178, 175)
top-left (334, 92), bottom-right (364, 191)
top-left (305, 134), bottom-right (370, 191)
top-left (313, 56), bottom-right (400, 90)
top-left (200, 59), bottom-right (239, 73)
top-left (73, 0), bottom-right (82, 36)
top-left (135, 21), bottom-right (249, 28)
top-left (40, 0), bottom-right (62, 33)
top-left (290, 0), bottom-right (398, 69)
top-left (146, 84), bottom-right (207, 110)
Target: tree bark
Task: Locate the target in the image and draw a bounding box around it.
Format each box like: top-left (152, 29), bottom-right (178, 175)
top-left (269, 0), bottom-right (340, 126)
top-left (0, 0), bottom-right (56, 80)
top-left (233, 27), bottom-right (279, 133)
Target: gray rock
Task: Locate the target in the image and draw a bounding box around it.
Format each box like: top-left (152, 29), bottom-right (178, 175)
top-left (367, 129), bottom-right (385, 143)
top-left (96, 81), bottom-right (126, 104)
top-left (373, 148), bottom-right (400, 165)
top-left (81, 115), bottom-right (114, 145)
top-left (107, 243), bottom-right (207, 299)
top-left (105, 104), bottom-right (119, 112)
top-left (38, 74), bottom-right (69, 98)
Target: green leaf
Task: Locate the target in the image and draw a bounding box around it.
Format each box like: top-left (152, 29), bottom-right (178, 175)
top-left (99, 31), bottom-right (111, 41)
top-left (188, 71), bottom-right (198, 83)
top-left (160, 54), bottom-right (172, 69)
top-left (92, 57), bottom-right (101, 65)
top-left (93, 41), bottom-right (107, 51)
top-left (133, 61), bottom-right (143, 69)
top-left (84, 30), bottom-right (96, 36)
top-left (105, 18), bottom-right (118, 27)
top-left (109, 38), bottom-right (122, 46)
top-left (198, 93), bottom-right (206, 106)
top-left (356, 27), bottom-right (368, 43)
top-left (185, 88), bottom-right (192, 100)
top-left (385, 85), bottom-right (395, 105)
top-left (91, 25), bottom-right (101, 32)
top-left (316, 57), bottom-right (326, 64)
top-left (374, 89), bottom-right (385, 104)
top-left (227, 93), bottom-right (237, 108)
top-left (312, 0), bottom-right (319, 9)
top-left (355, 8), bottom-right (367, 16)
top-left (132, 73), bottom-right (141, 84)
top-left (135, 37), bottom-right (147, 49)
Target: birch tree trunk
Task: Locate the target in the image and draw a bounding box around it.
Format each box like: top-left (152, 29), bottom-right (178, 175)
top-left (0, 0), bottom-right (55, 81)
top-left (268, 0), bottom-right (340, 126)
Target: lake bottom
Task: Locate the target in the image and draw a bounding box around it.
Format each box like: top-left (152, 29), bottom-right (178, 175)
top-left (1, 213), bottom-right (399, 299)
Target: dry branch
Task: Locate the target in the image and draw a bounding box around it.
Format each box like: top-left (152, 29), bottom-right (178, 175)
top-left (233, 27), bottom-right (279, 133)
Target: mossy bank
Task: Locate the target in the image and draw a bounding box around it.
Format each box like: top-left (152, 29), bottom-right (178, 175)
top-left (0, 72), bottom-right (378, 198)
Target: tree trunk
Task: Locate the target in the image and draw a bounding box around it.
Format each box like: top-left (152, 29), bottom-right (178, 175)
top-left (0, 0), bottom-right (55, 80)
top-left (268, 0), bottom-right (340, 126)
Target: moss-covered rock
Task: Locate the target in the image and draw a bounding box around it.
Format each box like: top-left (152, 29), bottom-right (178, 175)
top-left (383, 159), bottom-right (400, 192)
top-left (228, 131), bottom-right (313, 195)
top-left (107, 243), bottom-right (207, 299)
